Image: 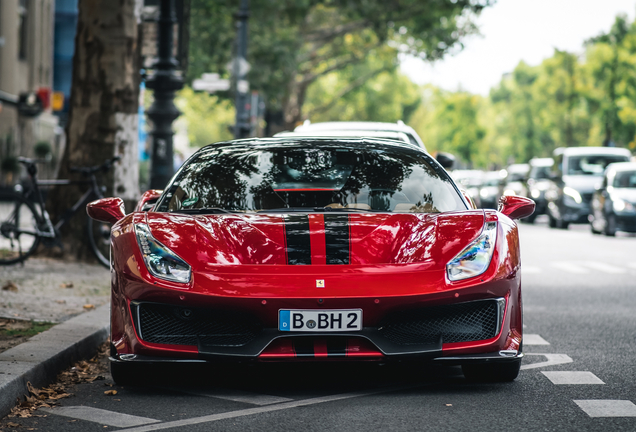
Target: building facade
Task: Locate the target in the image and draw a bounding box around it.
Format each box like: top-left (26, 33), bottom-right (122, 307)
top-left (0, 0), bottom-right (60, 184)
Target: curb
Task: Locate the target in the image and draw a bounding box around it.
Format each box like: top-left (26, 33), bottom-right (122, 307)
top-left (0, 304), bottom-right (110, 418)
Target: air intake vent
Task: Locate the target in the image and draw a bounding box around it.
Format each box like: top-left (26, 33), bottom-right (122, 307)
top-left (378, 299), bottom-right (504, 345)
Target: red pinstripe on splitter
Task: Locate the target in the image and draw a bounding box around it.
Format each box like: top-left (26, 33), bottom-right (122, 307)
top-left (314, 339), bottom-right (328, 358)
top-left (308, 214), bottom-right (327, 265)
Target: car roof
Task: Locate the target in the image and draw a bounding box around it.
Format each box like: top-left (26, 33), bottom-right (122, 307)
top-left (606, 161), bottom-right (636, 172)
top-left (529, 157), bottom-right (554, 167)
top-left (200, 136), bottom-right (425, 154)
top-left (554, 146), bottom-right (632, 157)
top-left (274, 130), bottom-right (413, 144)
top-left (293, 120), bottom-right (426, 150)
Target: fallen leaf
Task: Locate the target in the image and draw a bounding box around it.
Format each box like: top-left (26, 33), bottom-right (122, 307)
top-left (60, 282), bottom-right (74, 288)
top-left (2, 281), bottom-right (18, 292)
top-left (83, 304), bottom-right (95, 310)
top-left (104, 390), bottom-right (118, 396)
top-left (445, 404), bottom-right (452, 407)
top-left (6, 422), bottom-right (20, 427)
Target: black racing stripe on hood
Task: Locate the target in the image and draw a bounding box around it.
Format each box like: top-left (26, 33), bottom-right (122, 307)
top-left (284, 215), bottom-right (311, 265)
top-left (324, 214), bottom-right (350, 265)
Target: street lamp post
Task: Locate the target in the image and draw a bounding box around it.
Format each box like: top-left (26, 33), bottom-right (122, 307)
top-left (146, 0), bottom-right (183, 189)
top-left (233, 0), bottom-right (250, 139)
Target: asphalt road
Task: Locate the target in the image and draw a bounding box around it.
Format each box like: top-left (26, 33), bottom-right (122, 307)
top-left (5, 216), bottom-right (636, 431)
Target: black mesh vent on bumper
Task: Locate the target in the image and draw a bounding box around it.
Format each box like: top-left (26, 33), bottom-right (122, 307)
top-left (132, 302), bottom-right (262, 347)
top-left (378, 299), bottom-right (504, 345)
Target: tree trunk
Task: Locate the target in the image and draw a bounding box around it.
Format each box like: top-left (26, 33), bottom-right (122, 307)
top-left (46, 0), bottom-right (141, 262)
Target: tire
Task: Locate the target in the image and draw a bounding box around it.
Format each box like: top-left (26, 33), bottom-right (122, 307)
top-left (87, 217), bottom-right (111, 268)
top-left (0, 193), bottom-right (42, 265)
top-left (603, 214), bottom-right (617, 237)
top-left (548, 213), bottom-right (557, 228)
top-left (590, 221), bottom-right (601, 235)
top-left (110, 361), bottom-right (145, 386)
top-left (462, 359), bottom-right (521, 382)
top-left (556, 218), bottom-right (569, 229)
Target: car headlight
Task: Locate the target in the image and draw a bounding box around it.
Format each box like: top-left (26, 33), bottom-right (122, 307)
top-left (134, 223), bottom-right (191, 283)
top-left (447, 222), bottom-right (497, 281)
top-left (563, 186), bottom-right (582, 204)
top-left (613, 199), bottom-right (635, 213)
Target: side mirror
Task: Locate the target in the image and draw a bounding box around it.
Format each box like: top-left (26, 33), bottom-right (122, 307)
top-left (436, 152), bottom-right (455, 170)
top-left (498, 195), bottom-right (535, 220)
top-left (86, 197), bottom-right (126, 223)
top-left (135, 189), bottom-right (163, 212)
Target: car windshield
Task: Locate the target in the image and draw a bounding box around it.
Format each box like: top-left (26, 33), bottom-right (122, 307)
top-left (530, 166), bottom-right (551, 179)
top-left (613, 170), bottom-right (636, 188)
top-left (156, 141), bottom-right (466, 213)
top-left (567, 155), bottom-right (630, 176)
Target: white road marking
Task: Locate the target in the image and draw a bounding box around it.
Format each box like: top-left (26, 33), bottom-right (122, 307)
top-left (522, 266), bottom-right (541, 274)
top-left (521, 353), bottom-right (573, 370)
top-left (524, 334), bottom-right (550, 345)
top-left (41, 406), bottom-right (160, 428)
top-left (551, 262), bottom-right (589, 274)
top-left (542, 371), bottom-right (604, 385)
top-left (574, 400), bottom-right (636, 417)
top-left (628, 263), bottom-right (636, 270)
top-left (163, 387), bottom-right (292, 406)
top-left (118, 386), bottom-right (414, 432)
top-left (584, 262), bottom-right (627, 274)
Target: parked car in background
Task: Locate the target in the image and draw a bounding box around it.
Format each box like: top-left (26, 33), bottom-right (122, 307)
top-left (590, 162), bottom-right (636, 236)
top-left (545, 146), bottom-right (632, 229)
top-left (450, 169), bottom-right (484, 208)
top-left (479, 171), bottom-right (506, 209)
top-left (292, 120), bottom-right (427, 151)
top-left (522, 158), bottom-right (554, 223)
top-left (281, 120), bottom-right (455, 170)
top-left (502, 163), bottom-right (530, 197)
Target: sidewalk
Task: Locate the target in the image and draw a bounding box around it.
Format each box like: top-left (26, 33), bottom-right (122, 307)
top-left (0, 258), bottom-right (111, 418)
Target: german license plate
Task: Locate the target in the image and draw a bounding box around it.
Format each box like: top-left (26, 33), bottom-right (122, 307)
top-left (278, 309), bottom-right (362, 332)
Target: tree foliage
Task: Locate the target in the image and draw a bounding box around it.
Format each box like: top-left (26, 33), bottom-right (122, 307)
top-left (188, 0), bottom-right (491, 129)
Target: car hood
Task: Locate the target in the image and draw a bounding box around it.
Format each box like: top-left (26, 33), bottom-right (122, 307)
top-left (145, 211), bottom-right (486, 270)
top-left (563, 175), bottom-right (603, 193)
top-left (611, 188), bottom-right (636, 203)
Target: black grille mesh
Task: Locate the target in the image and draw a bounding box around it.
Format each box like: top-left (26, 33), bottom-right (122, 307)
top-left (378, 299), bottom-right (501, 345)
top-left (135, 303), bottom-right (262, 347)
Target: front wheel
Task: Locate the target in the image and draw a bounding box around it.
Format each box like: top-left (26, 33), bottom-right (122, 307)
top-left (87, 217), bottom-right (111, 268)
top-left (0, 193), bottom-right (42, 265)
top-left (462, 359), bottom-right (521, 382)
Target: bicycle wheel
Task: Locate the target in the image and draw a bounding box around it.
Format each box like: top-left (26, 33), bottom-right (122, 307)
top-left (87, 216), bottom-right (111, 268)
top-left (0, 192), bottom-right (42, 265)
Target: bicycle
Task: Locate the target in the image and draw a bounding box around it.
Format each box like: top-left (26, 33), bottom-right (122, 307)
top-left (0, 156), bottom-right (121, 267)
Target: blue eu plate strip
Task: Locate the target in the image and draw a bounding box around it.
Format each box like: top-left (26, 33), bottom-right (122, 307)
top-left (279, 310), bottom-right (290, 331)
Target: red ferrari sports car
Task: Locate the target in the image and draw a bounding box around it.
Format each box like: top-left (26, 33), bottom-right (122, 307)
top-left (87, 137), bottom-right (534, 384)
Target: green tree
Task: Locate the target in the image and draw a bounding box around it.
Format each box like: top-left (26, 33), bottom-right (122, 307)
top-left (189, 0), bottom-right (491, 130)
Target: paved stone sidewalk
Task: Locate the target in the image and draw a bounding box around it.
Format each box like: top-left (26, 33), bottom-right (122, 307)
top-left (0, 258), bottom-right (110, 323)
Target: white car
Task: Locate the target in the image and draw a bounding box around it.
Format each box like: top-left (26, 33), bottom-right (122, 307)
top-left (289, 120), bottom-right (427, 151)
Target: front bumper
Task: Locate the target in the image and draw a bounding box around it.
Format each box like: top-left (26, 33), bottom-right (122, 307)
top-left (114, 294), bottom-right (517, 362)
top-left (616, 213), bottom-right (636, 232)
top-left (110, 349), bottom-right (523, 365)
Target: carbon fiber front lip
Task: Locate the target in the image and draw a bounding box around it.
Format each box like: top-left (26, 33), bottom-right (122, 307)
top-left (109, 350), bottom-right (522, 364)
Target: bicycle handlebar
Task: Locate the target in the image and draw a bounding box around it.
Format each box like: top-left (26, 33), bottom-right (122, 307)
top-left (69, 156), bottom-right (121, 176)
